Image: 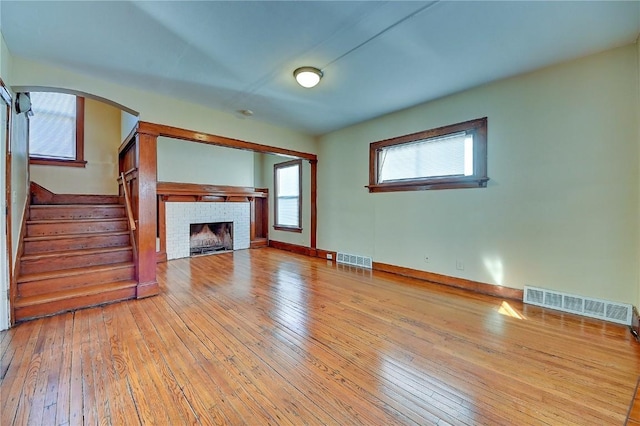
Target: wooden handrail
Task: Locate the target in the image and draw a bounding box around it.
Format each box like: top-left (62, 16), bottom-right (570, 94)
top-left (120, 172), bottom-right (136, 231)
top-left (120, 172), bottom-right (138, 266)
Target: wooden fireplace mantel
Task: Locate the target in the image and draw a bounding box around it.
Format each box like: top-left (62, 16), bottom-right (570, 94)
top-left (157, 181), bottom-right (269, 262)
top-left (157, 181), bottom-right (268, 203)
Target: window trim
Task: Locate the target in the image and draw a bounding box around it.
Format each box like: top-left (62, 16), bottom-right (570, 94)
top-left (367, 117), bottom-right (488, 193)
top-left (274, 159), bottom-right (302, 233)
top-left (29, 96), bottom-right (86, 168)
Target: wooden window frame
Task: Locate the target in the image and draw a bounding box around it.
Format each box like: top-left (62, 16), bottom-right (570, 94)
top-left (367, 117), bottom-right (489, 193)
top-left (274, 159), bottom-right (302, 233)
top-left (29, 96), bottom-right (86, 168)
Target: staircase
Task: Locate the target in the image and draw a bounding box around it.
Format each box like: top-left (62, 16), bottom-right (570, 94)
top-left (14, 194), bottom-right (137, 322)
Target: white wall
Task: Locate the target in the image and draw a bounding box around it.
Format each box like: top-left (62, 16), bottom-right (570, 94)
top-left (157, 137), bottom-right (254, 187)
top-left (318, 44), bottom-right (639, 305)
top-left (30, 97), bottom-right (122, 194)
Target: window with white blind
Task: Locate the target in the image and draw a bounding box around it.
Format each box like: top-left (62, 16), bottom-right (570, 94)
top-left (28, 92), bottom-right (85, 167)
top-left (368, 117), bottom-right (488, 192)
top-left (274, 159), bottom-right (302, 232)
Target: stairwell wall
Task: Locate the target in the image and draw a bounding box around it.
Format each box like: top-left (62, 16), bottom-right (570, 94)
top-left (30, 98), bottom-right (123, 195)
top-left (0, 31), bottom-right (29, 329)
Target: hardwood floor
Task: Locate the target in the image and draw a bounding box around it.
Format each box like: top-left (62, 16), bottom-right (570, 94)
top-left (2, 248), bottom-right (639, 425)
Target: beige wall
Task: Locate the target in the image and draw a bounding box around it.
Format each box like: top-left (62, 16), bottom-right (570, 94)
top-left (157, 137), bottom-right (254, 187)
top-left (10, 57), bottom-right (317, 156)
top-left (253, 152), bottom-right (265, 188)
top-left (30, 98), bottom-right (122, 194)
top-left (318, 44), bottom-right (639, 305)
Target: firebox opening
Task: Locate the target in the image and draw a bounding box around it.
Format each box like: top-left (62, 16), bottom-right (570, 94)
top-left (190, 222), bottom-right (233, 256)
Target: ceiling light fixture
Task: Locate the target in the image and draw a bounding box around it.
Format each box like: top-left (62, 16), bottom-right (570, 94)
top-left (293, 67), bottom-right (323, 88)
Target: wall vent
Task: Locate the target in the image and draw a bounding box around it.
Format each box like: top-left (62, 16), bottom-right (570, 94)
top-left (523, 286), bottom-right (632, 325)
top-left (336, 252), bottom-right (372, 269)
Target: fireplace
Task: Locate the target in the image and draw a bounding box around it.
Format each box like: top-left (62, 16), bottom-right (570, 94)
top-left (165, 202), bottom-right (250, 260)
top-left (190, 222), bottom-right (233, 256)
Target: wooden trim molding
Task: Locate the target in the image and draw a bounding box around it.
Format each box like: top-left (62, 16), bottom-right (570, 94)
top-left (75, 97), bottom-right (85, 162)
top-left (269, 240), bottom-right (313, 256)
top-left (29, 158), bottom-right (87, 168)
top-left (137, 121), bottom-right (317, 162)
top-left (157, 181), bottom-right (267, 201)
top-left (372, 261), bottom-right (523, 300)
top-left (268, 240), bottom-right (335, 261)
top-left (273, 225), bottom-right (302, 233)
top-left (310, 159), bottom-right (317, 249)
top-left (135, 132), bottom-right (159, 298)
top-left (0, 78), bottom-right (11, 106)
top-left (631, 306), bottom-right (639, 342)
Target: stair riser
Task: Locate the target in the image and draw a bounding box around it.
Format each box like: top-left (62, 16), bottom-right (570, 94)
top-left (21, 250), bottom-right (133, 275)
top-left (14, 287), bottom-right (137, 322)
top-left (18, 266), bottom-right (135, 297)
top-left (30, 206), bottom-right (125, 220)
top-left (27, 220), bottom-right (128, 237)
top-left (24, 234), bottom-right (131, 255)
top-left (34, 195), bottom-right (121, 205)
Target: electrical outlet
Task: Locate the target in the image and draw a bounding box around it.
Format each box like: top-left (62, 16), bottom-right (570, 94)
top-left (327, 253), bottom-right (333, 260)
top-left (456, 260), bottom-right (464, 270)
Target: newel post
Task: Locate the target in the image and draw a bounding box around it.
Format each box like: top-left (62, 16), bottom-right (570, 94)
top-left (136, 129), bottom-right (159, 298)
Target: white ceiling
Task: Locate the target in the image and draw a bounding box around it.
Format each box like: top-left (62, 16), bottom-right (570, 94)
top-left (1, 1), bottom-right (639, 136)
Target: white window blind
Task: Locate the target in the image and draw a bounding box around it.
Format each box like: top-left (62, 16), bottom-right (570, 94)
top-left (377, 132), bottom-right (473, 183)
top-left (276, 163), bottom-right (300, 227)
top-left (29, 92), bottom-right (76, 160)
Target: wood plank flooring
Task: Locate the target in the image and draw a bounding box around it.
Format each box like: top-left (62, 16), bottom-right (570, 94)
top-left (2, 248), bottom-right (639, 425)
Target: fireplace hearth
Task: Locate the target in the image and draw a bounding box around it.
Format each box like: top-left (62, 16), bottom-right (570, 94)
top-left (190, 222), bottom-right (233, 256)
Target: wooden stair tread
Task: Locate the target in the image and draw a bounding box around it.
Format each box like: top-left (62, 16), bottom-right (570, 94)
top-left (17, 262), bottom-right (135, 283)
top-left (30, 204), bottom-right (124, 208)
top-left (27, 217), bottom-right (126, 225)
top-left (21, 245), bottom-right (132, 261)
top-left (24, 230), bottom-right (130, 242)
top-left (14, 280), bottom-right (137, 307)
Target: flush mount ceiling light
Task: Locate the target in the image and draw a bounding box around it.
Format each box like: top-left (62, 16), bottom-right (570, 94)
top-left (293, 67), bottom-right (323, 88)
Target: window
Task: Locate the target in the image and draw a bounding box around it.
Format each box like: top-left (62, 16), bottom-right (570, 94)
top-left (29, 92), bottom-right (85, 167)
top-left (368, 117), bottom-right (488, 192)
top-left (274, 159), bottom-right (302, 232)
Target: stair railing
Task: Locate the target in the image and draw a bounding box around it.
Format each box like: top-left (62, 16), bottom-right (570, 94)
top-left (120, 172), bottom-right (138, 262)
